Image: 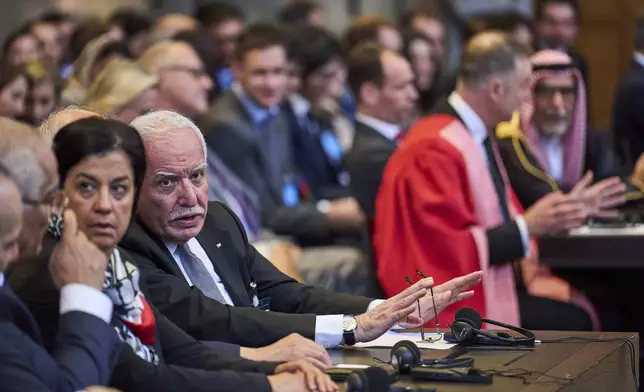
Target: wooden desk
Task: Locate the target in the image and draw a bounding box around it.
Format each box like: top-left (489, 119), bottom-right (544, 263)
top-left (539, 226), bottom-right (644, 269)
top-left (330, 331), bottom-right (638, 392)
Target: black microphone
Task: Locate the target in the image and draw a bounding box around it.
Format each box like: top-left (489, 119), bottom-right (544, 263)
top-left (346, 367), bottom-right (436, 392)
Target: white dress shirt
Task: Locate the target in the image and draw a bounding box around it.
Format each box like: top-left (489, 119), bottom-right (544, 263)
top-left (448, 92), bottom-right (531, 256)
top-left (0, 272), bottom-right (113, 324)
top-left (540, 137), bottom-right (564, 183)
top-left (634, 52), bottom-right (644, 68)
top-left (355, 113), bottom-right (401, 141)
top-left (166, 238), bottom-right (384, 348)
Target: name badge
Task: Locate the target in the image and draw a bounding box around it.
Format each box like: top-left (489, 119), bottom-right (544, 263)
top-left (255, 297), bottom-right (271, 311)
top-left (320, 131), bottom-right (343, 162)
top-left (282, 183), bottom-right (300, 207)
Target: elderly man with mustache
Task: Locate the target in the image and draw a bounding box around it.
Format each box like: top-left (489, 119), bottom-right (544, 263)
top-left (496, 49), bottom-right (644, 214)
top-left (495, 49), bottom-right (644, 335)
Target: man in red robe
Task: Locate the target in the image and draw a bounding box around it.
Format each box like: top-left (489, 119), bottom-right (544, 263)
top-left (374, 32), bottom-right (604, 330)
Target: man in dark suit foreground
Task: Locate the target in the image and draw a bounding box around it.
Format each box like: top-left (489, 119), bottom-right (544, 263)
top-left (122, 110), bottom-right (481, 353)
top-left (0, 118), bottom-right (121, 391)
top-left (345, 43), bottom-right (419, 220)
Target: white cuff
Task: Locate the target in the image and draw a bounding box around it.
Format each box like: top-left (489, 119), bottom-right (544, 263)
top-left (367, 299), bottom-right (385, 312)
top-left (314, 315), bottom-right (344, 348)
top-left (515, 216), bottom-right (531, 258)
top-left (60, 284), bottom-right (113, 324)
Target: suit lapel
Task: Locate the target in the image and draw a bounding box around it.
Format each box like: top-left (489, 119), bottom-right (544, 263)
top-left (130, 220), bottom-right (186, 278)
top-left (196, 222), bottom-right (249, 307)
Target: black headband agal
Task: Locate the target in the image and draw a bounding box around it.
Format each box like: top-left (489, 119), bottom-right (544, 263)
top-left (532, 62), bottom-right (577, 72)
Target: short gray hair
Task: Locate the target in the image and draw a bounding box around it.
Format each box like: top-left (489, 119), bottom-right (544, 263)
top-left (39, 105), bottom-right (101, 144)
top-left (129, 110), bottom-right (208, 161)
top-left (459, 31), bottom-right (531, 89)
top-left (0, 118), bottom-right (47, 201)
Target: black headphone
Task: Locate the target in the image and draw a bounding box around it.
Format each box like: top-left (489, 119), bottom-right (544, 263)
top-left (390, 340), bottom-right (474, 374)
top-left (347, 366), bottom-right (433, 392)
top-left (449, 307), bottom-right (536, 346)
top-left (346, 367), bottom-right (391, 392)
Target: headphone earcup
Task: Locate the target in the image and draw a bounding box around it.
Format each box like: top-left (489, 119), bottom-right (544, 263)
top-left (391, 340), bottom-right (421, 374)
top-left (450, 320), bottom-right (478, 346)
top-left (345, 370), bottom-right (367, 392)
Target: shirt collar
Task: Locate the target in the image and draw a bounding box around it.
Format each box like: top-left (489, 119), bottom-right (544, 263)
top-left (288, 93), bottom-right (311, 119)
top-left (232, 82), bottom-right (279, 125)
top-left (448, 91), bottom-right (488, 145)
top-left (355, 113), bottom-right (401, 141)
top-left (0, 272), bottom-right (4, 287)
top-left (634, 52), bottom-right (644, 68)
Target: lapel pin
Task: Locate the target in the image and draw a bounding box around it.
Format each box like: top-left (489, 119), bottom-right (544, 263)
top-left (216, 243), bottom-right (221, 248)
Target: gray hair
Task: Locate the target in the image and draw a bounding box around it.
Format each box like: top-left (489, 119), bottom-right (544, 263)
top-left (0, 118), bottom-right (47, 201)
top-left (38, 105), bottom-right (101, 144)
top-left (129, 110), bottom-right (207, 160)
top-left (459, 31), bottom-right (531, 89)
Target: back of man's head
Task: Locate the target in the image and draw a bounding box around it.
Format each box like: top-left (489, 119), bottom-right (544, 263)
top-left (39, 106), bottom-right (101, 143)
top-left (636, 12), bottom-right (644, 52)
top-left (0, 118), bottom-right (52, 201)
top-left (234, 22), bottom-right (287, 63)
top-left (346, 43), bottom-right (386, 101)
top-left (459, 31), bottom-right (531, 90)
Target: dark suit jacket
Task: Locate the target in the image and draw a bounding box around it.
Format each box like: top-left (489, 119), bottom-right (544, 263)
top-left (345, 121), bottom-right (398, 220)
top-left (119, 201), bottom-right (374, 347)
top-left (497, 128), bottom-right (642, 210)
top-left (0, 281), bottom-right (121, 392)
top-left (196, 91), bottom-right (331, 242)
top-left (613, 60), bottom-right (644, 165)
top-left (282, 101), bottom-right (352, 201)
top-left (9, 235), bottom-right (279, 392)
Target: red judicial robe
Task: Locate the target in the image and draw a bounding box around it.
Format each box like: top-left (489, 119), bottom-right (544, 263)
top-left (374, 106), bottom-right (596, 328)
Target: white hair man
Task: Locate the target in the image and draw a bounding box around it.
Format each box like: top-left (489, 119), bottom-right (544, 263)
top-left (122, 110), bottom-right (482, 359)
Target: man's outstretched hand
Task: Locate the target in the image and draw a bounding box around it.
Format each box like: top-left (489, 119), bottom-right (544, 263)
top-left (399, 271), bottom-right (483, 328)
top-left (354, 271), bottom-right (483, 340)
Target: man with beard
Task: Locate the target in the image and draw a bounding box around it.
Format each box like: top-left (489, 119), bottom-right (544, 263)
top-left (374, 32), bottom-right (609, 331)
top-left (496, 49), bottom-right (644, 335)
top-left (496, 49), bottom-right (640, 212)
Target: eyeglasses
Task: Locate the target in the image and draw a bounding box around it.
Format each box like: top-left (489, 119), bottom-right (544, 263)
top-left (22, 188), bottom-right (67, 211)
top-left (534, 84), bottom-right (576, 100)
top-left (404, 269), bottom-right (443, 344)
top-left (162, 66), bottom-right (208, 79)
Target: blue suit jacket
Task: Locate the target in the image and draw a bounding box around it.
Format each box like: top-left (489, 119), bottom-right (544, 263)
top-left (0, 283), bottom-right (121, 392)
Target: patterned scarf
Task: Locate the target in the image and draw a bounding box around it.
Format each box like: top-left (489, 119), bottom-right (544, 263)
top-left (519, 50), bottom-right (587, 189)
top-left (48, 217), bottom-right (159, 364)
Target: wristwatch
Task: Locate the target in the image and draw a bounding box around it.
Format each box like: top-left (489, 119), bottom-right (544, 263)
top-left (342, 315), bottom-right (358, 346)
